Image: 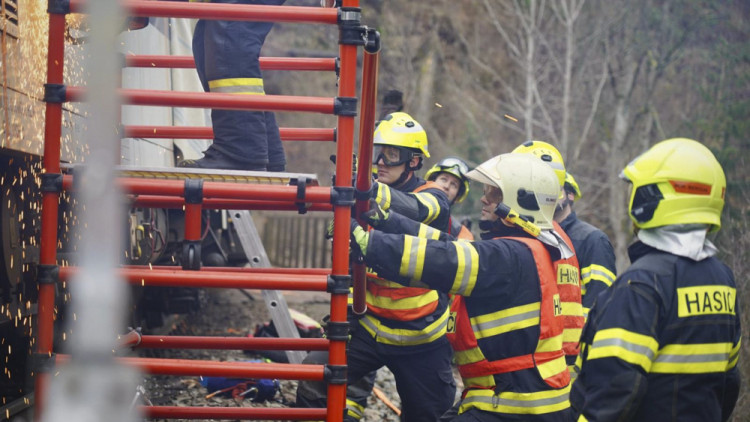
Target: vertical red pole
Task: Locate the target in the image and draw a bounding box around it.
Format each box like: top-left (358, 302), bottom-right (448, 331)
top-left (328, 1), bottom-right (361, 421)
top-left (36, 10), bottom-right (66, 418)
top-left (183, 179), bottom-right (203, 270)
top-left (184, 204), bottom-right (202, 257)
top-left (352, 32), bottom-right (380, 316)
top-left (184, 205), bottom-right (202, 240)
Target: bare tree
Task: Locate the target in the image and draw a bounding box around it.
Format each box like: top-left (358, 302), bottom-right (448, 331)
top-left (598, 0), bottom-right (705, 267)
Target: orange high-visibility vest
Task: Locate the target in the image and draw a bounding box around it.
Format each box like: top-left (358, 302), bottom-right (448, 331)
top-left (412, 181), bottom-right (442, 194)
top-left (364, 181), bottom-right (444, 321)
top-left (552, 221), bottom-right (584, 366)
top-left (447, 236), bottom-right (569, 389)
top-left (455, 221), bottom-right (474, 240)
top-left (364, 273), bottom-right (440, 320)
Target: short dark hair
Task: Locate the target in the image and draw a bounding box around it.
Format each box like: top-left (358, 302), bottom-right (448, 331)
top-left (382, 90), bottom-right (403, 110)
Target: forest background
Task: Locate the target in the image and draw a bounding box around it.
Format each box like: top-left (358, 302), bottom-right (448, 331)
top-left (263, 0), bottom-right (749, 418)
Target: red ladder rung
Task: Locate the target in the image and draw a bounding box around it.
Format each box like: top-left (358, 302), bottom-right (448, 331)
top-left (130, 196), bottom-right (334, 212)
top-left (120, 334), bottom-right (329, 351)
top-left (124, 178), bottom-right (333, 202)
top-left (55, 355), bottom-right (325, 380)
top-left (68, 0), bottom-right (339, 25)
top-left (142, 406), bottom-right (327, 421)
top-left (123, 125), bottom-right (336, 142)
top-left (62, 176), bottom-right (333, 202)
top-left (125, 55), bottom-right (337, 72)
top-left (65, 87), bottom-right (337, 114)
top-left (130, 266), bottom-right (332, 275)
top-left (58, 267), bottom-right (331, 291)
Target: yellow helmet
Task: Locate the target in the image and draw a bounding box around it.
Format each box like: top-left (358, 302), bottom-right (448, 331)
top-left (564, 172), bottom-right (582, 201)
top-left (425, 157), bottom-right (471, 203)
top-left (467, 153), bottom-right (560, 229)
top-left (373, 112), bottom-right (430, 157)
top-left (621, 138), bottom-right (726, 232)
top-left (512, 140), bottom-right (567, 190)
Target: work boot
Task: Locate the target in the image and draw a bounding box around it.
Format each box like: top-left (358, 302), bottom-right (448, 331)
top-left (178, 149), bottom-right (266, 171)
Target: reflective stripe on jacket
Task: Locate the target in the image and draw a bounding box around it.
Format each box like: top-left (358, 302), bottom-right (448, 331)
top-left (450, 237), bottom-right (565, 382)
top-left (570, 241), bottom-right (741, 422)
top-left (365, 227), bottom-right (572, 417)
top-left (364, 273), bottom-right (440, 321)
top-left (361, 177), bottom-right (451, 348)
top-left (374, 180), bottom-right (448, 225)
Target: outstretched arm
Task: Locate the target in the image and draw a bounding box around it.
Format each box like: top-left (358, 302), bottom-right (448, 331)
top-left (371, 182), bottom-right (451, 229)
top-left (364, 206), bottom-right (456, 242)
top-left (361, 230), bottom-right (532, 297)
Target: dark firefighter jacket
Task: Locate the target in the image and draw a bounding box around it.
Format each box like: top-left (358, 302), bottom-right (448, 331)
top-left (570, 241), bottom-right (741, 422)
top-left (559, 212), bottom-right (616, 319)
top-left (360, 176), bottom-right (453, 353)
top-left (366, 214), bottom-right (572, 419)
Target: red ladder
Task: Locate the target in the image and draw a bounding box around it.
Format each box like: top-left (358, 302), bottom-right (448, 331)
top-left (38, 0), bottom-right (381, 420)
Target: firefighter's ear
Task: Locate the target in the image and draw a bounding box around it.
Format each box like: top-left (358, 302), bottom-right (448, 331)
top-left (409, 155), bottom-right (423, 171)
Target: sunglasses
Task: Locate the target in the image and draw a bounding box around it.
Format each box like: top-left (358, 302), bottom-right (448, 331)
top-left (373, 145), bottom-right (415, 166)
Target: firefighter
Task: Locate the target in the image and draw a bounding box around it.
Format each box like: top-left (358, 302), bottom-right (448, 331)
top-left (513, 141), bottom-right (584, 371)
top-left (570, 138), bottom-right (740, 422)
top-left (351, 153), bottom-right (572, 421)
top-left (425, 156), bottom-right (473, 239)
top-left (178, 0), bottom-right (288, 171)
top-left (296, 112), bottom-right (455, 422)
top-left (557, 172), bottom-right (617, 319)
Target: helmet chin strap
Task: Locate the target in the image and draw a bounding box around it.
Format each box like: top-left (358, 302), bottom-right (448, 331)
top-left (391, 158), bottom-right (422, 188)
top-left (392, 168), bottom-right (412, 188)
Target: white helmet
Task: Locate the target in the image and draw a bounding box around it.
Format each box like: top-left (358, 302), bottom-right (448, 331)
top-left (467, 153), bottom-right (560, 229)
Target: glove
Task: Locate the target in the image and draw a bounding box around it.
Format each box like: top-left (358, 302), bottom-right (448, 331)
top-left (350, 219), bottom-right (369, 257)
top-left (325, 219), bottom-right (335, 239)
top-left (370, 180), bottom-right (392, 211)
top-left (360, 199), bottom-right (389, 228)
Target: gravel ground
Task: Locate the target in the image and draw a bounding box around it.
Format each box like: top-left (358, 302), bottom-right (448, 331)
top-left (138, 287), bottom-right (407, 422)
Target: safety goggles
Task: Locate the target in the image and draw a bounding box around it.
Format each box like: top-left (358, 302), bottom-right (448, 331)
top-left (436, 157), bottom-right (469, 178)
top-left (373, 145), bottom-right (414, 166)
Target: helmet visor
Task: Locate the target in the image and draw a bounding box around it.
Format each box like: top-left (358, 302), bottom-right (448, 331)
top-left (373, 145), bottom-right (414, 166)
top-left (436, 157), bottom-right (469, 179)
